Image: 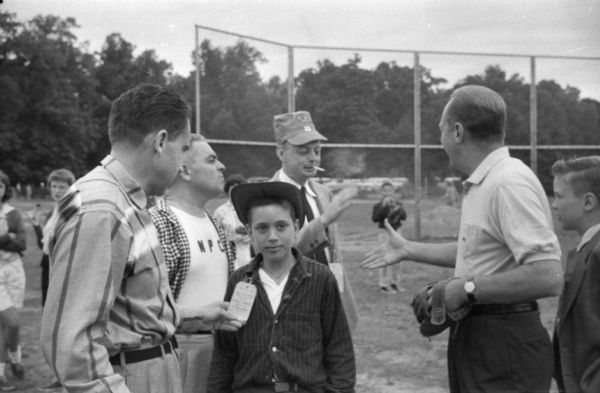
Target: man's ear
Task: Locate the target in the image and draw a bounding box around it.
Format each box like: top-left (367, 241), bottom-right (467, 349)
top-left (153, 129), bottom-right (169, 153)
top-left (583, 192), bottom-right (598, 212)
top-left (276, 144), bottom-right (285, 162)
top-left (179, 164), bottom-right (191, 181)
top-left (454, 122), bottom-right (466, 144)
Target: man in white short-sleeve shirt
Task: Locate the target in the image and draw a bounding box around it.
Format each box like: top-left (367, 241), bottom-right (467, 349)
top-left (361, 85), bottom-right (563, 392)
top-left (150, 134), bottom-right (242, 393)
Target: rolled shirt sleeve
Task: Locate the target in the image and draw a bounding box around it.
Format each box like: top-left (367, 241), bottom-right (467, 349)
top-left (494, 180), bottom-right (561, 265)
top-left (455, 150), bottom-right (561, 277)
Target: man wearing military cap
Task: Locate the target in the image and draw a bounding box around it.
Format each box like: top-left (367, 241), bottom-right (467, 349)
top-left (271, 110), bottom-right (358, 331)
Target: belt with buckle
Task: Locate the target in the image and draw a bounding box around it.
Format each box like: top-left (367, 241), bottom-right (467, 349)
top-left (273, 382), bottom-right (299, 392)
top-left (109, 336), bottom-right (178, 366)
top-left (471, 301), bottom-right (538, 316)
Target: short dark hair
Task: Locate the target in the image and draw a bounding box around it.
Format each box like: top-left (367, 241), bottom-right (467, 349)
top-left (552, 156), bottom-right (600, 199)
top-left (446, 85), bottom-right (506, 141)
top-left (0, 170), bottom-right (13, 202)
top-left (108, 84), bottom-right (191, 146)
top-left (47, 168), bottom-right (76, 187)
top-left (381, 180), bottom-right (394, 189)
top-left (224, 174), bottom-right (247, 194)
top-left (246, 197), bottom-right (297, 225)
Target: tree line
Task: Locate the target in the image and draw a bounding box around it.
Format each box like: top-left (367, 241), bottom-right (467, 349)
top-left (1, 12), bottom-right (599, 191)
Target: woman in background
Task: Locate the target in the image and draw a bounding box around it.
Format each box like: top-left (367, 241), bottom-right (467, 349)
top-left (29, 168), bottom-right (75, 393)
top-left (30, 169), bottom-right (75, 307)
top-left (213, 174), bottom-right (252, 268)
top-left (0, 169), bottom-right (26, 388)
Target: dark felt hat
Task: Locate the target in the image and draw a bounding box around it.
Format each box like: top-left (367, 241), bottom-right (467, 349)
top-left (231, 181), bottom-right (304, 225)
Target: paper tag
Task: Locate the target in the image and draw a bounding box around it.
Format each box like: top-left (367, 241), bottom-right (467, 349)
top-left (228, 282), bottom-right (257, 322)
top-left (329, 263), bottom-right (344, 293)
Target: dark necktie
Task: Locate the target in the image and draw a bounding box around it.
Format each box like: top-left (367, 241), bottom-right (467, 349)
top-left (300, 186), bottom-right (329, 266)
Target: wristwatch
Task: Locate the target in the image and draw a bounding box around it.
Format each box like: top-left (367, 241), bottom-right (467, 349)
top-left (464, 277), bottom-right (477, 303)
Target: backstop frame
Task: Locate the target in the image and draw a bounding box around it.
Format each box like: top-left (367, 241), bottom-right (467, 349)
top-left (194, 24), bottom-right (600, 239)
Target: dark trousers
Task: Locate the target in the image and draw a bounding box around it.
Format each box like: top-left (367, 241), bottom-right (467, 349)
top-left (41, 254), bottom-right (50, 307)
top-left (448, 311), bottom-right (553, 393)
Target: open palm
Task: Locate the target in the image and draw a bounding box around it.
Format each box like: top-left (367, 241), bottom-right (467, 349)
top-left (360, 218), bottom-right (410, 269)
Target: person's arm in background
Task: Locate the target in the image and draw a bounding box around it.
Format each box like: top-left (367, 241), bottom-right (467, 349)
top-left (394, 200), bottom-right (407, 221)
top-left (371, 199), bottom-right (388, 224)
top-left (0, 209), bottom-right (26, 253)
top-left (41, 208), bottom-right (131, 393)
top-left (214, 204), bottom-right (249, 245)
top-left (27, 206), bottom-right (48, 249)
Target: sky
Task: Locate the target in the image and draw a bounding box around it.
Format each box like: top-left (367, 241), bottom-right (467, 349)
top-left (4, 0), bottom-right (600, 99)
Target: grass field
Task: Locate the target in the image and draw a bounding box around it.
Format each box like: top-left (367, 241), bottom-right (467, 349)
top-left (8, 195), bottom-right (577, 392)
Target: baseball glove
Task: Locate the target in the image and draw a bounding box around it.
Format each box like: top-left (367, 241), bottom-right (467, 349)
top-left (387, 204), bottom-right (407, 230)
top-left (410, 279), bottom-right (472, 337)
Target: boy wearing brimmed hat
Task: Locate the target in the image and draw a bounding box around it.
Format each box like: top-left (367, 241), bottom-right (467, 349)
top-left (271, 111), bottom-right (358, 332)
top-left (208, 182), bottom-right (355, 393)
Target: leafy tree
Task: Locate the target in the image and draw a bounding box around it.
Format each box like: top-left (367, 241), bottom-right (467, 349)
top-left (188, 39), bottom-right (284, 143)
top-left (0, 12), bottom-right (101, 182)
top-left (89, 33), bottom-right (176, 166)
top-left (2, 13), bottom-right (599, 187)
top-left (96, 33), bottom-right (173, 101)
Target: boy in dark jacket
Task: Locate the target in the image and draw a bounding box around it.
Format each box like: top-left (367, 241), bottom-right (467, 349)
top-left (208, 181), bottom-right (355, 393)
top-left (371, 180), bottom-right (406, 293)
top-left (552, 156), bottom-right (600, 393)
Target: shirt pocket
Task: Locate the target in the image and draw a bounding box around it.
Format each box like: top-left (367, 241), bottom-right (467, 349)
top-left (460, 223), bottom-right (483, 259)
top-left (284, 311), bottom-right (322, 350)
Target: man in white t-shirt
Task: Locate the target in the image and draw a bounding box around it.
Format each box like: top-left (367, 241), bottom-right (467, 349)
top-left (150, 134), bottom-right (242, 393)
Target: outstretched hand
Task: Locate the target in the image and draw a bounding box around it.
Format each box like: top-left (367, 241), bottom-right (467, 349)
top-left (320, 186), bottom-right (358, 226)
top-left (360, 218), bottom-right (410, 269)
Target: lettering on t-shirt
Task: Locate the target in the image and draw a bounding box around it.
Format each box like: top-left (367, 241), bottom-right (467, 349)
top-left (196, 238), bottom-right (226, 254)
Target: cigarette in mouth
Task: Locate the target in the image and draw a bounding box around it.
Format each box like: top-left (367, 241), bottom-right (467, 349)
top-left (315, 166), bottom-right (325, 172)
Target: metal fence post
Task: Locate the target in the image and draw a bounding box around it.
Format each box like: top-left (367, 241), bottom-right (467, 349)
top-left (288, 46), bottom-right (295, 113)
top-left (530, 56), bottom-right (538, 173)
top-left (194, 25), bottom-right (201, 134)
top-left (414, 52), bottom-right (422, 241)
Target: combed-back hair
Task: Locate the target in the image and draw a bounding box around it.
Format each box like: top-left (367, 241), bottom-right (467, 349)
top-left (446, 85), bottom-right (506, 142)
top-left (47, 168), bottom-right (76, 187)
top-left (108, 84), bottom-right (191, 146)
top-left (246, 197), bottom-right (297, 225)
top-left (552, 156), bottom-right (600, 199)
top-left (0, 169), bottom-right (13, 202)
